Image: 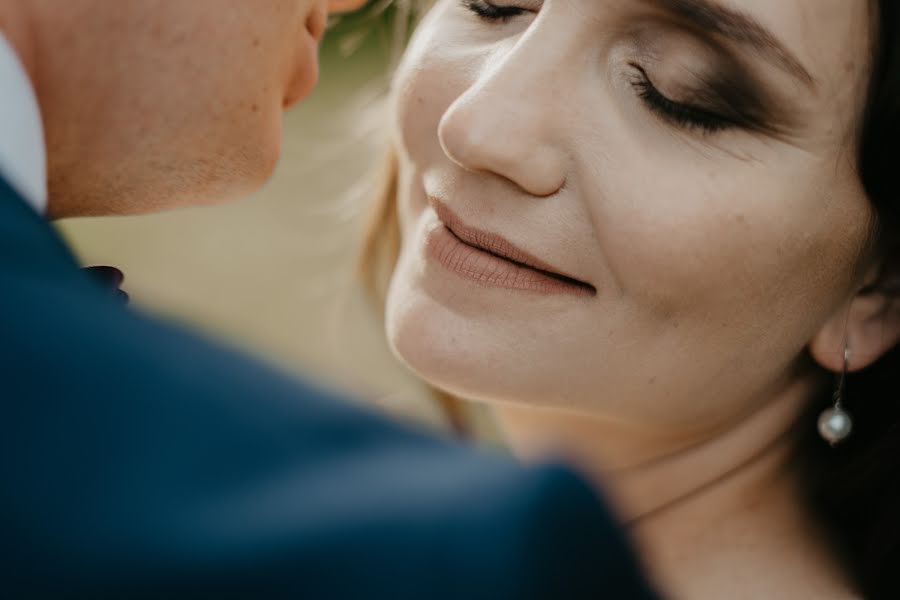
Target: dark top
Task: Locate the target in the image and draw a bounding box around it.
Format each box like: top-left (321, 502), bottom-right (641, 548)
top-left (0, 177), bottom-right (659, 599)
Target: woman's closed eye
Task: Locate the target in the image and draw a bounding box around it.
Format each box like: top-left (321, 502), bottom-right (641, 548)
top-left (461, 0), bottom-right (536, 23)
top-left (628, 64), bottom-right (737, 135)
top-left (626, 63), bottom-right (773, 136)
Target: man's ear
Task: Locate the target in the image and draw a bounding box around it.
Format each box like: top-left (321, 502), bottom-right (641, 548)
top-left (809, 252), bottom-right (900, 373)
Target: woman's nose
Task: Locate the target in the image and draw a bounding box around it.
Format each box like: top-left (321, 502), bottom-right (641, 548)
top-left (437, 54), bottom-right (568, 197)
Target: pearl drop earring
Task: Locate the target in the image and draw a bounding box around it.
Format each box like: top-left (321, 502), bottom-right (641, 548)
top-left (818, 345), bottom-right (853, 446)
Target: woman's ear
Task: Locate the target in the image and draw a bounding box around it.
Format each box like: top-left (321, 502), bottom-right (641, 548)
top-left (809, 252), bottom-right (900, 373)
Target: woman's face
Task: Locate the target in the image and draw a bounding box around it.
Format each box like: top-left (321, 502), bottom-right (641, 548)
top-left (385, 0), bottom-right (876, 431)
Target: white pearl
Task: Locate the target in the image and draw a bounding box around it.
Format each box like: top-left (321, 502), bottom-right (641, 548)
top-left (818, 406), bottom-right (852, 445)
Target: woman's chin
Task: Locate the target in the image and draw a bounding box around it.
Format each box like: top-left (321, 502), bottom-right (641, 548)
top-left (385, 287), bottom-right (559, 409)
top-left (387, 307), bottom-right (483, 402)
top-left (386, 314), bottom-right (484, 403)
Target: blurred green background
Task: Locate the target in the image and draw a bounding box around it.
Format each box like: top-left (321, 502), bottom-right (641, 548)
top-left (57, 7), bottom-right (458, 431)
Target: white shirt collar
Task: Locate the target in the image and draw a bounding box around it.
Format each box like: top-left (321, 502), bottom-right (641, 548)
top-left (0, 32), bottom-right (47, 214)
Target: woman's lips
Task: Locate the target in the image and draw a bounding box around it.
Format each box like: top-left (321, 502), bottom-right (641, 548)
top-left (424, 200), bottom-right (597, 298)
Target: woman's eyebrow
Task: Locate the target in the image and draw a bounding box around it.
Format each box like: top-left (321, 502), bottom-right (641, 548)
top-left (651, 0), bottom-right (816, 89)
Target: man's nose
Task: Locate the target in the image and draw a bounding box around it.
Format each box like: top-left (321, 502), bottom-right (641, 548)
top-left (305, 0), bottom-right (364, 43)
top-left (327, 0), bottom-right (367, 14)
top-left (437, 48), bottom-right (568, 197)
top-left (315, 0), bottom-right (366, 42)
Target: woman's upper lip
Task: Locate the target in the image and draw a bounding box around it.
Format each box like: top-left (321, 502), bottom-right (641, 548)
top-left (429, 198), bottom-right (596, 293)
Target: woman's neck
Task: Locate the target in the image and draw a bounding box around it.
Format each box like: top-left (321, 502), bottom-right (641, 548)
top-left (491, 365), bottom-right (859, 598)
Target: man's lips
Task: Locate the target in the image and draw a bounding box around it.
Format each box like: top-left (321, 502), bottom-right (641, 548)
top-left (428, 198), bottom-right (597, 297)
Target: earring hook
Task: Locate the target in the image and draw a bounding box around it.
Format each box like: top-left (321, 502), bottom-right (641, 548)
top-left (833, 345), bottom-right (849, 408)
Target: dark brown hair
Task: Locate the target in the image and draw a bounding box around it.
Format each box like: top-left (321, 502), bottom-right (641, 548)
top-left (795, 3), bottom-right (900, 598)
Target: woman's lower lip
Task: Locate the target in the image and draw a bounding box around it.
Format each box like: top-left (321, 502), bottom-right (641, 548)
top-left (424, 224), bottom-right (595, 298)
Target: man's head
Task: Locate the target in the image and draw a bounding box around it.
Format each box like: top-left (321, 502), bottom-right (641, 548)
top-left (0, 0), bottom-right (366, 217)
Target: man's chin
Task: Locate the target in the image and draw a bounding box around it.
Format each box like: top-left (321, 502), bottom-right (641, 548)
top-left (49, 175), bottom-right (275, 219)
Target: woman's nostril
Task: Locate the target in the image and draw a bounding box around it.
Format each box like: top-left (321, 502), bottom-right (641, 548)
top-left (437, 108), bottom-right (474, 168)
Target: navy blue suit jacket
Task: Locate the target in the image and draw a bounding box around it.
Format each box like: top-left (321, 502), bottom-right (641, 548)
top-left (0, 178), bottom-right (658, 599)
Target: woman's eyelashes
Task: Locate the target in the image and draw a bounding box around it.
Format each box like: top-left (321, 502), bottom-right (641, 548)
top-left (461, 0), bottom-right (533, 23)
top-left (628, 64), bottom-right (735, 134)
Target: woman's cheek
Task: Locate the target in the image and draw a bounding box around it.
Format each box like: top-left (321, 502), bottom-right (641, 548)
top-left (593, 181), bottom-right (783, 321)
